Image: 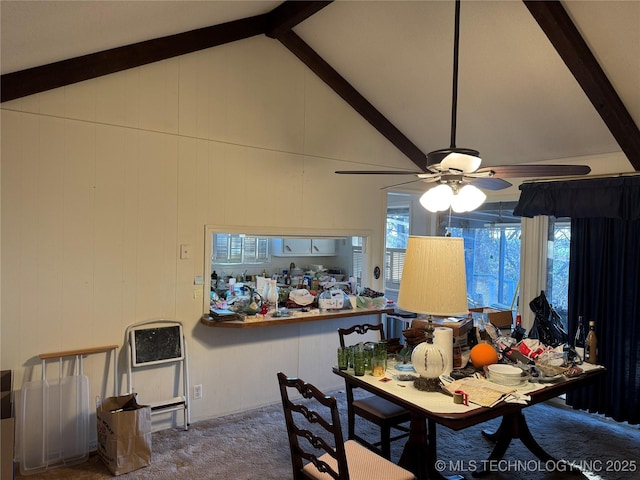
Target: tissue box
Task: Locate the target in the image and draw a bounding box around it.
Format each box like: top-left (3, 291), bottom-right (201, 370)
top-left (470, 307), bottom-right (513, 328)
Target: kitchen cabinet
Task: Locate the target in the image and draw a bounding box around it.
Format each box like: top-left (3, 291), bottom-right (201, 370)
top-left (271, 238), bottom-right (335, 256)
top-left (310, 239), bottom-right (336, 255)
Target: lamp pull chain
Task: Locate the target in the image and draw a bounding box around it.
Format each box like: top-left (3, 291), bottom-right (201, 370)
top-left (450, 0), bottom-right (461, 150)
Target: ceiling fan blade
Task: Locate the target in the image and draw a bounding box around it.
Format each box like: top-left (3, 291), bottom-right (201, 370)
top-left (467, 176), bottom-right (512, 191)
top-left (420, 176), bottom-right (441, 183)
top-left (381, 179), bottom-right (425, 189)
top-left (335, 170), bottom-right (425, 175)
top-left (476, 164), bottom-right (591, 178)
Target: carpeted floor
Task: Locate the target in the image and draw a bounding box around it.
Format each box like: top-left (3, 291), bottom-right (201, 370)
top-left (14, 390), bottom-right (639, 480)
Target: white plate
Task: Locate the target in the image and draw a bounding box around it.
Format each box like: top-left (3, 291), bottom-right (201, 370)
top-left (490, 378), bottom-right (529, 387)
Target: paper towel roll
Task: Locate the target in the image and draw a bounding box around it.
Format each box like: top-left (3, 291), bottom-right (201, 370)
top-left (434, 327), bottom-right (454, 375)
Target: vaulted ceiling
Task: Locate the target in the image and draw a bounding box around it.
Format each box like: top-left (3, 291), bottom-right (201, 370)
top-left (2, 1), bottom-right (639, 178)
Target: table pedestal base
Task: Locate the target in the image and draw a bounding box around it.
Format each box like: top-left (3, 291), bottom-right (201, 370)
top-left (399, 415), bottom-right (464, 480)
top-left (472, 411), bottom-right (580, 478)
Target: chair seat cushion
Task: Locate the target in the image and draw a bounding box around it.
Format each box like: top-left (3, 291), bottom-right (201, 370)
top-left (302, 440), bottom-right (415, 480)
top-left (353, 396), bottom-right (409, 419)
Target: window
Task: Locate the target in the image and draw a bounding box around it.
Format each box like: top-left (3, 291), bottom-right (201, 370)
top-left (546, 217), bottom-right (571, 327)
top-left (439, 202), bottom-right (521, 311)
top-left (351, 237), bottom-right (363, 284)
top-left (212, 234), bottom-right (270, 265)
top-left (386, 208), bottom-right (410, 248)
top-left (381, 191), bottom-right (572, 329)
top-left (384, 194), bottom-right (411, 302)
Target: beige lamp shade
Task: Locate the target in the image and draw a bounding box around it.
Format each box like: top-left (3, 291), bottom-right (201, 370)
top-left (397, 236), bottom-right (468, 316)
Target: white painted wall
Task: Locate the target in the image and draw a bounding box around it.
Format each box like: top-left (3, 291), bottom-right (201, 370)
top-left (1, 35), bottom-right (414, 446)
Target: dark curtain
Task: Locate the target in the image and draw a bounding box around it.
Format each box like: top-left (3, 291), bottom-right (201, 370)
top-left (514, 176), bottom-right (640, 424)
top-left (565, 217), bottom-right (640, 424)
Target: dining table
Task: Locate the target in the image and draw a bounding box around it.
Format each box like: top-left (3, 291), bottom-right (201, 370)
top-left (333, 363), bottom-right (605, 480)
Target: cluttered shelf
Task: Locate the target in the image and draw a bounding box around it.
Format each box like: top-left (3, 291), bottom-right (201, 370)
top-left (200, 307), bottom-right (395, 328)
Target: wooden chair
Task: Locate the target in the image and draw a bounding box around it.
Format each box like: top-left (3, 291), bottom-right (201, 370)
top-left (338, 324), bottom-right (411, 459)
top-left (277, 372), bottom-right (415, 480)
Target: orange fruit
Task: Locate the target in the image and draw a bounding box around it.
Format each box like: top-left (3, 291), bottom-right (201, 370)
top-left (470, 343), bottom-right (499, 368)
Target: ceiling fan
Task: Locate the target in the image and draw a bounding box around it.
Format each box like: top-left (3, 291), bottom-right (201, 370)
top-left (335, 0), bottom-right (590, 210)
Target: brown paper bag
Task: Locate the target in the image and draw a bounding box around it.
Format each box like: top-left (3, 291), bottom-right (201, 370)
top-left (96, 393), bottom-right (152, 476)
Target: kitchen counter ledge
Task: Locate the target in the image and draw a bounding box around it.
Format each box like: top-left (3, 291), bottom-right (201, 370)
top-left (200, 307), bottom-right (394, 328)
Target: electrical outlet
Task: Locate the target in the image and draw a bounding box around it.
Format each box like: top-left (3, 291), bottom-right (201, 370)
top-left (193, 384), bottom-right (202, 400)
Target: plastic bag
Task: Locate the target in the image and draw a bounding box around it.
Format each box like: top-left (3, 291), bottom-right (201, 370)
top-left (318, 288), bottom-right (352, 310)
top-left (527, 290), bottom-right (568, 347)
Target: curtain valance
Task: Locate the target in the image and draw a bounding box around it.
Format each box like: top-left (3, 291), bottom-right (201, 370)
top-left (513, 176), bottom-right (640, 220)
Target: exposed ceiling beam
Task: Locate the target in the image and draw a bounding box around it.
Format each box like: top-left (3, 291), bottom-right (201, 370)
top-left (524, 0), bottom-right (640, 171)
top-left (1, 0), bottom-right (425, 169)
top-left (0, 15), bottom-right (270, 103)
top-left (0, 1), bottom-right (333, 104)
top-left (266, 0), bottom-right (428, 169)
top-left (266, 0), bottom-right (333, 37)
top-left (273, 29), bottom-right (429, 170)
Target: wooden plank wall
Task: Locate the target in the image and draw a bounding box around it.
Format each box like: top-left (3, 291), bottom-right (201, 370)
top-left (1, 36), bottom-right (409, 431)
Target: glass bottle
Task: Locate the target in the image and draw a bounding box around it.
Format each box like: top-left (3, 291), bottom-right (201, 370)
top-left (573, 316), bottom-right (586, 360)
top-left (210, 270), bottom-right (218, 291)
top-left (267, 279), bottom-right (278, 312)
top-left (585, 320), bottom-right (598, 364)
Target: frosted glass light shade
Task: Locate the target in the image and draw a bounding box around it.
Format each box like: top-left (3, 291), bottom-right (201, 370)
top-left (451, 185), bottom-right (486, 213)
top-left (419, 183), bottom-right (486, 213)
top-left (441, 152), bottom-right (482, 173)
top-left (419, 184), bottom-right (454, 212)
top-left (397, 236), bottom-right (468, 316)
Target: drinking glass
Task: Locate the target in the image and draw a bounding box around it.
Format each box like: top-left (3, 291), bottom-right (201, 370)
top-left (353, 350), bottom-right (366, 376)
top-left (386, 353), bottom-right (399, 371)
top-left (372, 355), bottom-right (386, 377)
top-left (337, 347), bottom-right (349, 370)
top-left (363, 343), bottom-right (375, 373)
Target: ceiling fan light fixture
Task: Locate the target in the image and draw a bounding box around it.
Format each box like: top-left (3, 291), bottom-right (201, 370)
top-left (451, 184), bottom-right (486, 213)
top-left (441, 151), bottom-right (482, 173)
top-left (420, 183), bottom-right (486, 213)
top-left (420, 184), bottom-right (454, 212)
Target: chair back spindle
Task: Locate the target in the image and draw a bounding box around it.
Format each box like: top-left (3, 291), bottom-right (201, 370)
top-left (278, 372), bottom-right (347, 479)
top-left (338, 323), bottom-right (385, 347)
